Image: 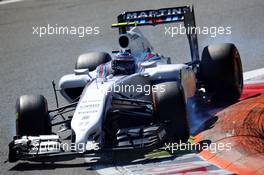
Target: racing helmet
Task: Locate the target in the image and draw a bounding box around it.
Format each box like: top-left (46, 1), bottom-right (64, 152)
top-left (111, 51), bottom-right (135, 75)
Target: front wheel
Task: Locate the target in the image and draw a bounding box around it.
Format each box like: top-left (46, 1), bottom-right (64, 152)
top-left (16, 95), bottom-right (51, 136)
top-left (152, 81), bottom-right (190, 143)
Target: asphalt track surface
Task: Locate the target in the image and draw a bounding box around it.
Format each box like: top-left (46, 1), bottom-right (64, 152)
top-left (0, 0), bottom-right (264, 174)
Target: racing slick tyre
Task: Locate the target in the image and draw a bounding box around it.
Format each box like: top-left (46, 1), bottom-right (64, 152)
top-left (200, 43), bottom-right (243, 103)
top-left (152, 81), bottom-right (190, 143)
top-left (75, 52), bottom-right (111, 71)
top-left (16, 95), bottom-right (51, 136)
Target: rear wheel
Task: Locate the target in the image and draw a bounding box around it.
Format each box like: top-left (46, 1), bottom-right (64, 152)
top-left (75, 52), bottom-right (111, 71)
top-left (16, 95), bottom-right (51, 136)
top-left (152, 81), bottom-right (190, 143)
top-left (200, 43), bottom-right (243, 103)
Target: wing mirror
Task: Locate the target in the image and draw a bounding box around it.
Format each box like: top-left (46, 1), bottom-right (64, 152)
top-left (141, 61), bottom-right (157, 68)
top-left (74, 69), bottom-right (92, 79)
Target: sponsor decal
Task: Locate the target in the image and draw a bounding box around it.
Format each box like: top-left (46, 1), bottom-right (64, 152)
top-left (125, 7), bottom-right (189, 20)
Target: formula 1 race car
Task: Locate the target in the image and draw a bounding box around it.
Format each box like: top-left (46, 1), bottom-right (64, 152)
top-left (8, 5), bottom-right (243, 162)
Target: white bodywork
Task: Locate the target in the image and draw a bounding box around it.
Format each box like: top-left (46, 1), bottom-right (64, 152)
top-left (71, 76), bottom-right (124, 152)
top-left (58, 27), bottom-right (196, 152)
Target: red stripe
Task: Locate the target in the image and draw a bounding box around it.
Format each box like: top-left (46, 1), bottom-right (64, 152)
top-left (240, 83), bottom-right (264, 100)
top-left (243, 83), bottom-right (264, 89)
top-left (99, 64), bottom-right (104, 78)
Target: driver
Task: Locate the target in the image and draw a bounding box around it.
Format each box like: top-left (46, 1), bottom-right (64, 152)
top-left (95, 51), bottom-right (135, 81)
top-left (111, 51), bottom-right (135, 75)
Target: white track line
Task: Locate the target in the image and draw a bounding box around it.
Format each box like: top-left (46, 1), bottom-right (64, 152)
top-left (0, 0), bottom-right (24, 5)
top-left (243, 68), bottom-right (264, 84)
top-left (243, 68), bottom-right (264, 81)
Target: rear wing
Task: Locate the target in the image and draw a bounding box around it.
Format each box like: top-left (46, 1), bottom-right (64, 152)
top-left (112, 5), bottom-right (199, 62)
